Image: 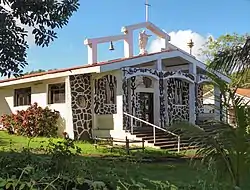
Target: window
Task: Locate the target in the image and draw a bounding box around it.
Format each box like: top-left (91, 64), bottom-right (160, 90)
top-left (14, 87), bottom-right (31, 106)
top-left (48, 83), bottom-right (65, 104)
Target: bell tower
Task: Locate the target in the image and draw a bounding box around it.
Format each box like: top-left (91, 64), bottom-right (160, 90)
top-left (84, 1), bottom-right (171, 65)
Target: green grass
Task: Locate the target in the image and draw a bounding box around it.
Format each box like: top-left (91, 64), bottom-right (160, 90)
top-left (0, 131), bottom-right (227, 189)
top-left (0, 131), bottom-right (107, 154)
top-left (0, 131), bottom-right (179, 157)
top-left (87, 158), bottom-right (211, 189)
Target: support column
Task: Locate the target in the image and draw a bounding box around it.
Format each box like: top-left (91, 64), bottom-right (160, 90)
top-left (86, 43), bottom-right (97, 65)
top-left (156, 58), bottom-right (162, 70)
top-left (113, 70), bottom-right (124, 131)
top-left (124, 32), bottom-right (133, 58)
top-left (154, 80), bottom-right (160, 126)
top-left (189, 62), bottom-right (196, 124)
top-left (159, 74), bottom-right (165, 128)
top-left (156, 58), bottom-right (165, 128)
top-left (65, 76), bottom-right (74, 139)
top-left (122, 71), bottom-right (129, 130)
top-left (163, 34), bottom-right (171, 50)
top-left (91, 74), bottom-right (97, 134)
top-left (214, 85), bottom-right (221, 121)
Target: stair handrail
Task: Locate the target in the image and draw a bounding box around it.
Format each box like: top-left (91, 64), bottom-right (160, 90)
top-left (124, 112), bottom-right (180, 152)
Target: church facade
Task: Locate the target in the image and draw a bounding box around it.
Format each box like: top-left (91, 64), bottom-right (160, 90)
top-left (0, 22), bottom-right (230, 142)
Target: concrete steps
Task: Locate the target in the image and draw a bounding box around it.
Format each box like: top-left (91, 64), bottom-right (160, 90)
top-left (131, 124), bottom-right (226, 151)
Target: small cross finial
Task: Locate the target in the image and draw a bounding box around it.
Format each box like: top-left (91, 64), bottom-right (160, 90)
top-left (145, 0), bottom-right (151, 22)
top-left (187, 39), bottom-right (194, 55)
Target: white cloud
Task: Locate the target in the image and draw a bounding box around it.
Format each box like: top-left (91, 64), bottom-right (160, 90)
top-left (149, 30), bottom-right (212, 61)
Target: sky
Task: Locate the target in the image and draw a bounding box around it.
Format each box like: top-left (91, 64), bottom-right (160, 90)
top-left (23, 0), bottom-right (250, 72)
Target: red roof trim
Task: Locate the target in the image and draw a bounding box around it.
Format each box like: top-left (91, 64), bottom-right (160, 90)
top-left (236, 88), bottom-right (250, 98)
top-left (0, 50), bottom-right (173, 84)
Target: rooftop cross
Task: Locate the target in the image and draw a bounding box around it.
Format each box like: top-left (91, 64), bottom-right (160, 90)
top-left (145, 0), bottom-right (151, 22)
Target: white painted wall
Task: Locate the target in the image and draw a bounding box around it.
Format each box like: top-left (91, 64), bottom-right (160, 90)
top-left (92, 70), bottom-right (123, 138)
top-left (0, 77), bottom-right (72, 137)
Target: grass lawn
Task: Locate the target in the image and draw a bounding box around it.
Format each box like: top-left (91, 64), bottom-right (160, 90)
top-left (0, 131), bottom-right (183, 158)
top-left (0, 131), bottom-right (116, 154)
top-left (0, 131), bottom-right (226, 189)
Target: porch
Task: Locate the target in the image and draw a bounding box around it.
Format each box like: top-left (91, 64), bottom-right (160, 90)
top-left (122, 67), bottom-right (195, 131)
top-left (92, 58), bottom-right (224, 140)
top-left (69, 51), bottom-right (229, 143)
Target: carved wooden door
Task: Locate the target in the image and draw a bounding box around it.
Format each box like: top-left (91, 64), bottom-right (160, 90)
top-left (139, 92), bottom-right (154, 125)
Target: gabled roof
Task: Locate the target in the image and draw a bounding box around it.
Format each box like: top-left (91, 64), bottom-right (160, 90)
top-left (0, 48), bottom-right (231, 87)
top-left (0, 50), bottom-right (173, 86)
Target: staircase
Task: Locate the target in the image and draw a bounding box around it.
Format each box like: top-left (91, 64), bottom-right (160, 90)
top-left (124, 112), bottom-right (227, 152)
top-left (132, 124), bottom-right (226, 151)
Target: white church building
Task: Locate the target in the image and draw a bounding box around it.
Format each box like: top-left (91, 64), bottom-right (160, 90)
top-left (0, 21), bottom-right (230, 145)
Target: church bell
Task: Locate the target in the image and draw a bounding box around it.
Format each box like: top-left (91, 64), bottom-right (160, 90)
top-left (109, 41), bottom-right (115, 51)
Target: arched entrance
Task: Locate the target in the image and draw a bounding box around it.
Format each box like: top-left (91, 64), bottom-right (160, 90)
top-left (163, 72), bottom-right (195, 126)
top-left (122, 67), bottom-right (159, 130)
top-left (122, 67), bottom-right (195, 131)
top-left (196, 75), bottom-right (222, 123)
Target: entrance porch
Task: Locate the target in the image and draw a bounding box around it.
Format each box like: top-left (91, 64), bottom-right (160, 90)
top-left (122, 67), bottom-right (195, 132)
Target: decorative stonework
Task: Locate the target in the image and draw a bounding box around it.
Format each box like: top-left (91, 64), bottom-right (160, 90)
top-left (123, 67), bottom-right (195, 83)
top-left (166, 78), bottom-right (189, 125)
top-left (122, 77), bottom-right (129, 130)
top-left (130, 76), bottom-right (137, 126)
top-left (159, 72), bottom-right (166, 128)
top-left (135, 92), bottom-right (143, 127)
top-left (197, 84), bottom-right (204, 113)
top-left (198, 74), bottom-right (212, 84)
top-left (123, 67), bottom-right (159, 79)
top-left (163, 70), bottom-right (195, 82)
top-left (94, 75), bottom-right (117, 115)
top-left (172, 105), bottom-right (189, 123)
top-left (122, 67), bottom-right (194, 129)
top-left (70, 74), bottom-right (92, 140)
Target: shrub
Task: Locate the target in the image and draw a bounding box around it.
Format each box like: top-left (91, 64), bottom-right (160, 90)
top-left (0, 103), bottom-right (60, 137)
top-left (0, 140), bottom-right (111, 190)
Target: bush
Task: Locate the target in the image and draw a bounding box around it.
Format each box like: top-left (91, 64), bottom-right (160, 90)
top-left (0, 139), bottom-right (111, 190)
top-left (0, 103), bottom-right (60, 137)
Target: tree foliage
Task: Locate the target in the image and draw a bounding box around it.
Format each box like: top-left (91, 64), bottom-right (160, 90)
top-left (22, 69), bottom-right (46, 75)
top-left (173, 74), bottom-right (250, 189)
top-left (200, 33), bottom-right (247, 65)
top-left (176, 33), bottom-right (250, 189)
top-left (210, 36), bottom-right (250, 90)
top-left (0, 0), bottom-right (79, 78)
top-left (174, 35), bottom-right (250, 188)
top-left (201, 33), bottom-right (250, 88)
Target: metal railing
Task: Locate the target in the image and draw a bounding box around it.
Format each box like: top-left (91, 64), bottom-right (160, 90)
top-left (124, 112), bottom-right (180, 153)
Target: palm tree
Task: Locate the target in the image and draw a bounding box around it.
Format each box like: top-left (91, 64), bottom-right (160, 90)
top-left (209, 37), bottom-right (250, 86)
top-left (174, 75), bottom-right (250, 188)
top-left (173, 38), bottom-right (250, 189)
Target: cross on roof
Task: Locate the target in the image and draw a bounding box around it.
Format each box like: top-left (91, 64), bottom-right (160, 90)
top-left (145, 0), bottom-right (151, 22)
